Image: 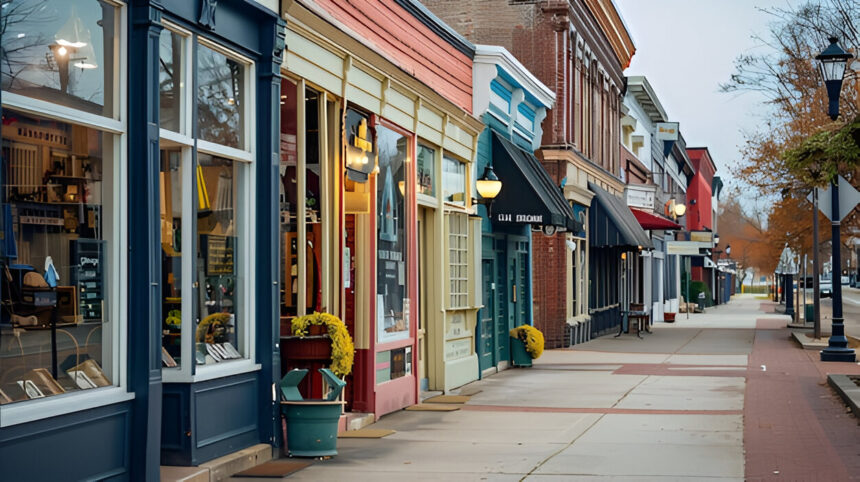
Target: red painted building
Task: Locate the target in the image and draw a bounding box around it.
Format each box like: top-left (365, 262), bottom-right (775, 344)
top-left (686, 147), bottom-right (717, 282)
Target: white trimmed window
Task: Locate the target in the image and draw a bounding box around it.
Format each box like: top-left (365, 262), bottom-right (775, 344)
top-left (447, 213), bottom-right (469, 308)
top-left (0, 0), bottom-right (130, 426)
top-left (159, 22), bottom-right (257, 382)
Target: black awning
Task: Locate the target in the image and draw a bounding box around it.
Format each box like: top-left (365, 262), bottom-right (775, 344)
top-left (490, 132), bottom-right (580, 232)
top-left (588, 182), bottom-right (654, 249)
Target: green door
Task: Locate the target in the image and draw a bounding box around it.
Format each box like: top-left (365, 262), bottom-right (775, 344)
top-left (495, 248), bottom-right (509, 364)
top-left (478, 258), bottom-right (495, 372)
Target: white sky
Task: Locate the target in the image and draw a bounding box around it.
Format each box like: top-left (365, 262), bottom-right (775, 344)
top-left (616, 0), bottom-right (793, 205)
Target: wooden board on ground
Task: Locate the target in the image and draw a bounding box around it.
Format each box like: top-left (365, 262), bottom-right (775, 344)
top-left (423, 395), bottom-right (471, 404)
top-left (338, 428), bottom-right (395, 438)
top-left (232, 460), bottom-right (312, 478)
top-left (405, 403), bottom-right (460, 412)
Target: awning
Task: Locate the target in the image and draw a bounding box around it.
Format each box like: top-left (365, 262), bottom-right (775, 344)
top-left (490, 131), bottom-right (581, 232)
top-left (630, 208), bottom-right (682, 231)
top-left (588, 182), bottom-right (654, 249)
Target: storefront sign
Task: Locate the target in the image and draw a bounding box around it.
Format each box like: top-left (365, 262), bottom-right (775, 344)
top-left (667, 240), bottom-right (711, 255)
top-left (656, 122), bottom-right (679, 141)
top-left (444, 338), bottom-right (471, 361)
top-left (495, 213), bottom-right (544, 224)
top-left (625, 185), bottom-right (656, 210)
top-left (689, 231), bottom-right (713, 243)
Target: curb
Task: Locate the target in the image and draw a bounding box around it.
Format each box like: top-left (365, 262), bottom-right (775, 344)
top-left (827, 374), bottom-right (860, 420)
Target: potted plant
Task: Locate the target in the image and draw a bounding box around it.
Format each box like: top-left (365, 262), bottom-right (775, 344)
top-left (664, 312), bottom-right (676, 323)
top-left (290, 312), bottom-right (355, 377)
top-left (509, 324), bottom-right (544, 367)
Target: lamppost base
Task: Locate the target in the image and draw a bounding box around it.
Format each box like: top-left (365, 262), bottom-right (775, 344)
top-left (820, 347), bottom-right (856, 362)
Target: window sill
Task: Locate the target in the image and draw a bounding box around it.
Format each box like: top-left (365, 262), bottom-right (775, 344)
top-left (162, 360), bottom-right (261, 384)
top-left (0, 387), bottom-right (134, 428)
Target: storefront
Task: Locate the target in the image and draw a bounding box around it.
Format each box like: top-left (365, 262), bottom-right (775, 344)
top-left (0, 0), bottom-right (283, 478)
top-left (471, 46), bottom-right (565, 374)
top-left (587, 182), bottom-right (652, 337)
top-left (279, 0), bottom-right (483, 413)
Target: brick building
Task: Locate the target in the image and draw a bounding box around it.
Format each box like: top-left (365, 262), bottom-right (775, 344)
top-left (423, 0), bottom-right (644, 346)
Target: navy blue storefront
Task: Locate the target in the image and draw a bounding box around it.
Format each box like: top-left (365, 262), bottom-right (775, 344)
top-left (0, 1), bottom-right (283, 479)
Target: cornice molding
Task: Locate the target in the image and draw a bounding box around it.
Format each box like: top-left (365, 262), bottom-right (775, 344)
top-left (392, 0), bottom-right (476, 58)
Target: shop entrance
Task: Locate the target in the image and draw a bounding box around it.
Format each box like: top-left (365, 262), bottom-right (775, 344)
top-left (417, 207), bottom-right (428, 391)
top-left (478, 234), bottom-right (529, 373)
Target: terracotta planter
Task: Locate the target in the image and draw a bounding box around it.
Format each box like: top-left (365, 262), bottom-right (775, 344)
top-left (664, 312), bottom-right (676, 323)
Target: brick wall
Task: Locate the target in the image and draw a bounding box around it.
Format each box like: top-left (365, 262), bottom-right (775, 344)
top-left (531, 232), bottom-right (568, 348)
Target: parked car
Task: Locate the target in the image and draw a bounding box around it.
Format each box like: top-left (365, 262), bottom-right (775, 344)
top-left (820, 274), bottom-right (832, 298)
top-left (841, 275), bottom-right (850, 286)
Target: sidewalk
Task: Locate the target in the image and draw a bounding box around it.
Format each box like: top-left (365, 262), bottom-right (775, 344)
top-left (242, 295), bottom-right (860, 481)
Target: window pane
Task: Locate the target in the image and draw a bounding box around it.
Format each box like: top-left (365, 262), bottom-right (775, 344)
top-left (279, 78), bottom-right (298, 317)
top-left (416, 144), bottom-right (435, 196)
top-left (376, 126), bottom-right (409, 343)
top-left (1, 0), bottom-right (117, 117)
top-left (443, 155), bottom-right (465, 205)
top-left (304, 89), bottom-right (323, 314)
top-left (159, 29), bottom-right (184, 133)
top-left (1, 109), bottom-right (115, 404)
top-left (195, 153), bottom-right (244, 365)
top-left (197, 44), bottom-right (245, 150)
top-left (160, 149), bottom-right (182, 369)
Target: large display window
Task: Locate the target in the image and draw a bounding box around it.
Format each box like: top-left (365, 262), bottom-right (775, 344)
top-left (376, 125), bottom-right (410, 344)
top-left (0, 0), bottom-right (126, 424)
top-left (158, 22), bottom-right (254, 379)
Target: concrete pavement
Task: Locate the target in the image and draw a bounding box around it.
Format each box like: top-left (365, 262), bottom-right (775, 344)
top-left (237, 295), bottom-right (860, 481)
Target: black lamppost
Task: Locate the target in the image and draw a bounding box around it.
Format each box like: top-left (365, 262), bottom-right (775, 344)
top-left (816, 36), bottom-right (856, 362)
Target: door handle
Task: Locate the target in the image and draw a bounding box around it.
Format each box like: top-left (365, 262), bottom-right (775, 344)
top-left (512, 284), bottom-right (517, 303)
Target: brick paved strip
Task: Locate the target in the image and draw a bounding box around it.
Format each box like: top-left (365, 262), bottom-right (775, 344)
top-left (461, 404), bottom-right (742, 415)
top-left (744, 324), bottom-right (860, 481)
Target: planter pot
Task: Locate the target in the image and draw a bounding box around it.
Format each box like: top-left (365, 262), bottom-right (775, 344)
top-left (510, 336), bottom-right (533, 367)
top-left (282, 401), bottom-right (343, 457)
top-left (664, 312), bottom-right (676, 323)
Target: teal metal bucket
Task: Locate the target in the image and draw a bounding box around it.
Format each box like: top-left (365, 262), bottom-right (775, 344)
top-left (510, 336), bottom-right (533, 367)
top-left (283, 401), bottom-right (343, 457)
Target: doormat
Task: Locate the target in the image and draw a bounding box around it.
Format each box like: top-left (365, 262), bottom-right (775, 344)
top-left (405, 404), bottom-right (460, 411)
top-left (232, 460), bottom-right (312, 478)
top-left (423, 395), bottom-right (471, 404)
top-left (338, 428), bottom-right (395, 438)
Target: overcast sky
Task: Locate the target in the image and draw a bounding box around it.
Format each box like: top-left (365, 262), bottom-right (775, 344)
top-left (616, 0), bottom-right (793, 205)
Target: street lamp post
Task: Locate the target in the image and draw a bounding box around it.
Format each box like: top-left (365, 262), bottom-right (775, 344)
top-left (816, 36), bottom-right (856, 362)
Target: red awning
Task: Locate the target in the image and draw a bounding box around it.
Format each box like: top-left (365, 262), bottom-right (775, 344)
top-left (630, 208), bottom-right (682, 231)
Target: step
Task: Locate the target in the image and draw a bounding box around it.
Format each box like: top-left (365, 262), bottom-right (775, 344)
top-left (340, 411), bottom-right (375, 432)
top-left (198, 443), bottom-right (273, 482)
top-left (160, 466), bottom-right (209, 482)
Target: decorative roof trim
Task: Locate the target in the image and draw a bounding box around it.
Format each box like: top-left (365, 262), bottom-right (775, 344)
top-left (626, 75), bottom-right (668, 123)
top-left (474, 45), bottom-right (556, 109)
top-left (392, 0), bottom-right (476, 58)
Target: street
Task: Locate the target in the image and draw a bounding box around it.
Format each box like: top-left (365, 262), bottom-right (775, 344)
top-left (793, 286), bottom-right (860, 339)
top-left (241, 295), bottom-right (860, 481)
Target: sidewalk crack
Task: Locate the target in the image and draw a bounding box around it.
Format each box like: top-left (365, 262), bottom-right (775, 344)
top-left (519, 413), bottom-right (605, 481)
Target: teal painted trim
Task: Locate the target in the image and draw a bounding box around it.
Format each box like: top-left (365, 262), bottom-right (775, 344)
top-left (495, 66), bottom-right (550, 108)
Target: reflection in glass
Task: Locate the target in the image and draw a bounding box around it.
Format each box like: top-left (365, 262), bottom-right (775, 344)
top-left (195, 154), bottom-right (243, 365)
top-left (304, 90), bottom-right (323, 314)
top-left (197, 44), bottom-right (245, 149)
top-left (279, 78), bottom-right (299, 317)
top-left (416, 144), bottom-right (435, 196)
top-left (159, 29), bottom-right (184, 133)
top-left (0, 0), bottom-right (116, 116)
top-left (376, 126), bottom-right (409, 343)
top-left (0, 109), bottom-right (114, 404)
top-left (160, 150), bottom-right (182, 369)
top-left (443, 155), bottom-right (466, 205)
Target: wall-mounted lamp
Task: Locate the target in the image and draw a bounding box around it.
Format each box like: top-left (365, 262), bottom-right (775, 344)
top-left (664, 199), bottom-right (686, 220)
top-left (472, 165), bottom-right (502, 217)
top-left (714, 233), bottom-right (720, 246)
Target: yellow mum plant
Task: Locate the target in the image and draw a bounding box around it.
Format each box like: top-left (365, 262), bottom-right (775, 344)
top-left (510, 324), bottom-right (544, 359)
top-left (291, 312), bottom-right (355, 377)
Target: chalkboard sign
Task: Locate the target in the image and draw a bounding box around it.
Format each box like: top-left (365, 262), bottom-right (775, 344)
top-left (70, 239), bottom-right (106, 322)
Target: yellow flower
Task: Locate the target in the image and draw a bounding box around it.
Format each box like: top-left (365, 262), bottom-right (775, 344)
top-left (291, 312), bottom-right (355, 377)
top-left (509, 324), bottom-right (544, 359)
